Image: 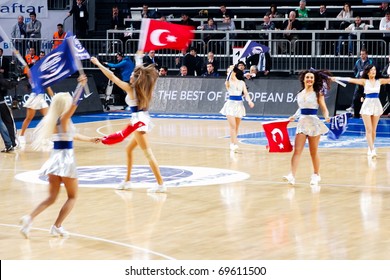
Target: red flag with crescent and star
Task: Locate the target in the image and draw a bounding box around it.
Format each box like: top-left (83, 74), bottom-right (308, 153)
top-left (138, 18), bottom-right (195, 52)
top-left (262, 119), bottom-right (293, 153)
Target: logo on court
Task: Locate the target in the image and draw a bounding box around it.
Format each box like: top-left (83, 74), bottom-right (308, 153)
top-left (15, 165), bottom-right (249, 189)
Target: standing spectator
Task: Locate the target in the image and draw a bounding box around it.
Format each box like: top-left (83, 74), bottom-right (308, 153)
top-left (110, 5), bottom-right (125, 30)
top-left (0, 77), bottom-right (18, 152)
top-left (178, 65), bottom-right (188, 76)
top-left (175, 48), bottom-right (186, 69)
top-left (103, 52), bottom-right (135, 109)
top-left (26, 12), bottom-right (42, 54)
top-left (380, 55), bottom-right (390, 115)
top-left (67, 0), bottom-right (89, 39)
top-left (220, 65), bottom-right (254, 152)
top-left (314, 4), bottom-right (328, 55)
top-left (201, 62), bottom-right (219, 77)
top-left (295, 0), bottom-right (310, 30)
top-left (336, 3), bottom-right (353, 30)
top-left (52, 23), bottom-right (66, 50)
top-left (266, 4), bottom-right (284, 29)
top-left (143, 50), bottom-right (160, 69)
top-left (0, 48), bottom-right (10, 79)
top-left (183, 47), bottom-right (202, 76)
top-left (283, 69), bottom-right (331, 186)
top-left (179, 12), bottom-right (197, 28)
top-left (379, 11), bottom-right (390, 46)
top-left (347, 48), bottom-right (376, 118)
top-left (23, 47), bottom-right (39, 76)
top-left (246, 52), bottom-right (272, 77)
top-left (158, 66), bottom-right (168, 76)
top-left (377, 2), bottom-right (390, 17)
top-left (11, 15), bottom-right (27, 57)
top-left (221, 15), bottom-right (237, 40)
top-left (219, 4), bottom-right (234, 19)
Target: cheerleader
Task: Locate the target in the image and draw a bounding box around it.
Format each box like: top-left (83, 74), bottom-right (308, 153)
top-left (220, 64), bottom-right (254, 152)
top-left (19, 75), bottom-right (100, 238)
top-left (332, 64), bottom-right (390, 158)
top-left (91, 56), bottom-right (165, 193)
top-left (284, 69), bottom-right (331, 186)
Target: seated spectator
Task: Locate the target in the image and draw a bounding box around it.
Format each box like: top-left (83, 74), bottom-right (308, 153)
top-left (266, 4), bottom-right (284, 29)
top-left (201, 62), bottom-right (219, 77)
top-left (379, 11), bottom-right (390, 45)
top-left (258, 15), bottom-right (275, 44)
top-left (246, 52), bottom-right (272, 77)
top-left (178, 65), bottom-right (188, 77)
top-left (336, 2), bottom-right (353, 30)
top-left (198, 17), bottom-right (217, 44)
top-left (143, 50), bottom-right (160, 69)
top-left (335, 16), bottom-right (372, 56)
top-left (159, 66), bottom-right (168, 76)
top-left (244, 65), bottom-right (260, 79)
top-left (141, 4), bottom-right (155, 18)
top-left (282, 11), bottom-right (301, 53)
top-left (221, 15), bottom-right (236, 39)
top-left (202, 51), bottom-right (220, 73)
top-left (296, 0), bottom-right (310, 30)
top-left (180, 12), bottom-right (197, 28)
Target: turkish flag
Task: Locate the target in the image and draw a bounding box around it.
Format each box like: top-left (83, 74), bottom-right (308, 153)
top-left (262, 119), bottom-right (293, 153)
top-left (102, 122), bottom-right (145, 145)
top-left (138, 18), bottom-right (195, 52)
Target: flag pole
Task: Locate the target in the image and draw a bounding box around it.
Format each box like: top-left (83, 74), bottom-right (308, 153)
top-left (0, 26), bottom-right (27, 67)
top-left (67, 35), bottom-right (90, 95)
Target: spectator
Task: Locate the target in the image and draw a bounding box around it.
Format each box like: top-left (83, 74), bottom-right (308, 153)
top-left (335, 16), bottom-right (371, 56)
top-left (39, 51), bottom-right (45, 59)
top-left (202, 51), bottom-right (220, 73)
top-left (221, 15), bottom-right (237, 40)
top-left (347, 48), bottom-right (376, 118)
top-left (23, 47), bottom-right (39, 75)
top-left (377, 2), bottom-right (390, 17)
top-left (0, 48), bottom-right (10, 79)
top-left (266, 4), bottom-right (284, 29)
top-left (246, 52), bottom-right (272, 77)
top-left (141, 4), bottom-right (155, 19)
top-left (219, 4), bottom-right (234, 19)
top-left (244, 65), bottom-right (260, 79)
top-left (314, 4), bottom-right (328, 55)
top-left (159, 66), bottom-right (168, 76)
top-left (336, 3), bottom-right (353, 30)
top-left (52, 23), bottom-right (66, 50)
top-left (11, 15), bottom-right (27, 58)
top-left (257, 15), bottom-right (275, 44)
top-left (0, 77), bottom-right (18, 152)
top-left (143, 50), bottom-right (160, 69)
top-left (236, 61), bottom-right (248, 74)
top-left (178, 65), bottom-right (188, 77)
top-left (179, 12), bottom-right (197, 28)
top-left (296, 0), bottom-right (310, 30)
top-left (110, 5), bottom-right (125, 29)
top-left (282, 11), bottom-right (301, 54)
top-left (26, 12), bottom-right (42, 54)
top-left (379, 11), bottom-right (390, 46)
top-left (198, 17), bottom-right (217, 44)
top-left (67, 0), bottom-right (89, 39)
top-left (183, 47), bottom-right (202, 76)
top-left (201, 62), bottom-right (219, 77)
top-left (175, 48), bottom-right (187, 69)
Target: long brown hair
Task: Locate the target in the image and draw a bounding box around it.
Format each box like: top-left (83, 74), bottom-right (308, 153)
top-left (131, 64), bottom-right (158, 110)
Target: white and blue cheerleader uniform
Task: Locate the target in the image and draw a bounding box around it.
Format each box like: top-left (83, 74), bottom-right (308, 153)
top-left (360, 80), bottom-right (383, 116)
top-left (125, 94), bottom-right (154, 132)
top-left (40, 121), bottom-right (77, 178)
top-left (220, 80), bottom-right (247, 118)
top-left (294, 90), bottom-right (329, 136)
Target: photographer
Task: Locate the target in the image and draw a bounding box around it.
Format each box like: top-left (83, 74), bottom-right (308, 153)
top-left (0, 77), bottom-right (18, 152)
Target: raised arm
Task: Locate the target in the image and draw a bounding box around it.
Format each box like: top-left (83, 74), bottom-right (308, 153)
top-left (90, 56), bottom-right (132, 93)
top-left (330, 76), bottom-right (365, 86)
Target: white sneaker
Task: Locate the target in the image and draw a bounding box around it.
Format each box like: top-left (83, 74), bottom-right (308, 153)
top-left (310, 174), bottom-right (321, 185)
top-left (116, 181), bottom-right (132, 190)
top-left (283, 173), bottom-right (295, 185)
top-left (19, 135), bottom-right (26, 145)
top-left (230, 143), bottom-right (238, 152)
top-left (20, 215), bottom-right (32, 239)
top-left (147, 184), bottom-right (167, 193)
top-left (367, 148), bottom-right (372, 157)
top-left (371, 149), bottom-right (377, 158)
top-left (50, 225), bottom-right (69, 237)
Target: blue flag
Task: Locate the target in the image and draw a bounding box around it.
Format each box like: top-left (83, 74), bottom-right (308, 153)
top-left (239, 40), bottom-right (269, 60)
top-left (327, 112), bottom-right (352, 140)
top-left (29, 38), bottom-right (79, 93)
top-left (65, 32), bottom-right (91, 60)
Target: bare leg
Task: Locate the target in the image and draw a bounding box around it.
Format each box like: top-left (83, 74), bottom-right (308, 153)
top-left (53, 177), bottom-right (78, 227)
top-left (290, 133), bottom-right (307, 176)
top-left (226, 115), bottom-right (238, 144)
top-left (29, 175), bottom-right (61, 220)
top-left (124, 136), bottom-right (138, 181)
top-left (20, 108), bottom-right (36, 136)
top-left (362, 114), bottom-right (374, 151)
top-left (307, 135), bottom-right (321, 174)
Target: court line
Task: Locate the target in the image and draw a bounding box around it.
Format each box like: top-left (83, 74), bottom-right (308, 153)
top-left (0, 223), bottom-right (176, 260)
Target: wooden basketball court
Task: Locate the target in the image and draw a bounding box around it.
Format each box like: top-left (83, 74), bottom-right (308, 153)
top-left (1, 116), bottom-right (390, 260)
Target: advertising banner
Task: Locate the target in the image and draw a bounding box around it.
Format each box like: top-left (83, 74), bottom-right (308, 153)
top-left (0, 0), bottom-right (48, 18)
